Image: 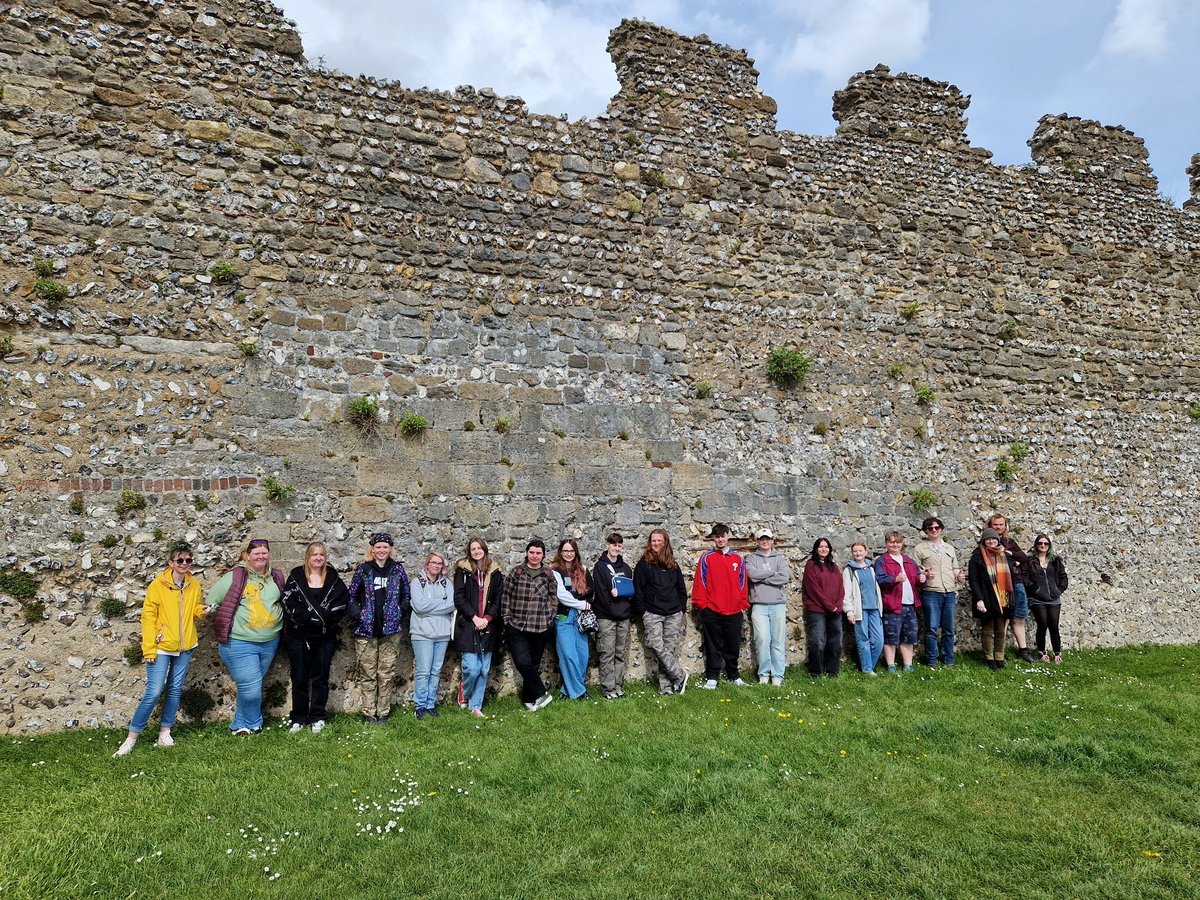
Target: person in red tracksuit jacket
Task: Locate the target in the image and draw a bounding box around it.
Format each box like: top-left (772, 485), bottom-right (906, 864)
top-left (692, 523), bottom-right (750, 688)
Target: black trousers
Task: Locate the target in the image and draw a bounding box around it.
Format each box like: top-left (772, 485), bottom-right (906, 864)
top-left (699, 608), bottom-right (743, 680)
top-left (804, 610), bottom-right (843, 677)
top-left (1032, 604), bottom-right (1062, 654)
top-left (284, 631), bottom-right (337, 723)
top-left (506, 627), bottom-right (551, 703)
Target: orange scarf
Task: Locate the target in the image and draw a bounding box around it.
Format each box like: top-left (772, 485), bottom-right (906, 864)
top-left (981, 544), bottom-right (1011, 611)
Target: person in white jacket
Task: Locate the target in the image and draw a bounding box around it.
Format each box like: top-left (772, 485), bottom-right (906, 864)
top-left (744, 528), bottom-right (790, 685)
top-left (842, 542), bottom-right (884, 675)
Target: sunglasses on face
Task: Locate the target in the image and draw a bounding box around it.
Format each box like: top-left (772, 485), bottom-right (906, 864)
top-left (248, 539), bottom-right (269, 550)
top-left (173, 557), bottom-right (193, 564)
top-left (927, 525), bottom-right (942, 532)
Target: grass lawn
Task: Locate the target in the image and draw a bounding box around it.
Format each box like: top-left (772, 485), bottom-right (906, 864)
top-left (2, 645), bottom-right (1197, 899)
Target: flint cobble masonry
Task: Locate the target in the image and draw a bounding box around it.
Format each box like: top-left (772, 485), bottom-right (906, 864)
top-left (0, 1), bottom-right (1198, 734)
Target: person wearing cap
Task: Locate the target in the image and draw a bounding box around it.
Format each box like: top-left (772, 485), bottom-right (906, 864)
top-left (912, 516), bottom-right (966, 668)
top-left (501, 538), bottom-right (559, 711)
top-left (591, 532), bottom-right (635, 700)
top-left (206, 538), bottom-right (285, 735)
top-left (693, 523), bottom-right (750, 689)
top-left (346, 532), bottom-right (411, 723)
top-left (744, 528), bottom-right (790, 685)
top-left (968, 527), bottom-right (1015, 669)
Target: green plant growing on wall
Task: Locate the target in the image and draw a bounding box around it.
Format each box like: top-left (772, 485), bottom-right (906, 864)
top-left (69, 497), bottom-right (84, 515)
top-left (618, 430), bottom-right (629, 441)
top-left (886, 363), bottom-right (905, 379)
top-left (642, 168), bottom-right (667, 187)
top-left (506, 478), bottom-right (515, 490)
top-left (558, 457), bottom-right (566, 466)
top-left (34, 278), bottom-right (68, 307)
top-left (180, 687), bottom-right (215, 722)
top-left (123, 642), bottom-right (144, 666)
top-left (494, 416), bottom-right (512, 434)
top-left (0, 334), bottom-right (12, 354)
top-left (463, 420), bottom-right (476, 431)
top-left (552, 428), bottom-right (566, 438)
top-left (0, 569), bottom-right (37, 600)
top-left (33, 259), bottom-right (55, 277)
top-left (910, 488), bottom-right (938, 512)
top-left (68, 530), bottom-right (85, 543)
top-left (193, 497), bottom-right (209, 511)
top-left (696, 380), bottom-right (714, 399)
top-left (900, 302), bottom-right (920, 319)
top-left (766, 345), bottom-right (813, 388)
top-left (98, 597), bottom-right (126, 618)
top-left (115, 490), bottom-right (146, 516)
top-left (398, 412), bottom-right (427, 438)
top-left (812, 423), bottom-right (829, 436)
top-left (236, 341), bottom-right (259, 358)
top-left (263, 475), bottom-right (295, 503)
top-left (914, 422), bottom-right (927, 439)
top-left (347, 396), bottom-right (380, 434)
top-left (1000, 320), bottom-right (1018, 339)
top-left (621, 132), bottom-right (640, 146)
top-left (996, 458), bottom-right (1019, 483)
top-left (23, 598), bottom-right (46, 624)
top-left (100, 534), bottom-right (120, 548)
top-left (1188, 404), bottom-right (1200, 421)
top-left (1008, 440), bottom-right (1030, 461)
top-left (915, 385), bottom-right (936, 406)
top-left (209, 260), bottom-right (239, 284)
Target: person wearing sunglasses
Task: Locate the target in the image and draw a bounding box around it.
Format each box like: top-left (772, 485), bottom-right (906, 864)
top-left (913, 517), bottom-right (966, 668)
top-left (113, 542), bottom-right (205, 756)
top-left (207, 538), bottom-right (286, 735)
top-left (1027, 534), bottom-right (1069, 664)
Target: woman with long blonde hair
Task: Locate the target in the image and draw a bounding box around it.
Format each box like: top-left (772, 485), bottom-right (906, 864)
top-left (280, 541), bottom-right (349, 733)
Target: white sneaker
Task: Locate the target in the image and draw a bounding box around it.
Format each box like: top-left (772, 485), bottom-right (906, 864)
top-left (289, 722), bottom-right (304, 734)
top-left (758, 675), bottom-right (769, 685)
top-left (524, 701), bottom-right (538, 711)
top-left (534, 692), bottom-right (553, 711)
top-left (703, 679), bottom-right (718, 690)
top-left (771, 676), bottom-right (783, 686)
top-left (112, 736), bottom-right (136, 758)
top-left (732, 678), bottom-right (747, 686)
top-left (311, 720), bottom-right (326, 733)
top-left (155, 732), bottom-right (175, 748)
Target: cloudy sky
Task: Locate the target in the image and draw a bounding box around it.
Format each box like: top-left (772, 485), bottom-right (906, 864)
top-left (277, 0), bottom-right (1198, 203)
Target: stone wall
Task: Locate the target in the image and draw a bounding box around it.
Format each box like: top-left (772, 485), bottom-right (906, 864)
top-left (1, 1), bottom-right (1198, 734)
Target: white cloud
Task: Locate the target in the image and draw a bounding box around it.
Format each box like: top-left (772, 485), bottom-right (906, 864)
top-left (775, 0), bottom-right (930, 83)
top-left (1100, 0), bottom-right (1176, 58)
top-left (279, 0), bottom-right (626, 118)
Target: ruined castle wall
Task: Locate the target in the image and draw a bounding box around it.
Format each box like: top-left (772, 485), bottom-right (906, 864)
top-left (1, 1), bottom-right (1197, 733)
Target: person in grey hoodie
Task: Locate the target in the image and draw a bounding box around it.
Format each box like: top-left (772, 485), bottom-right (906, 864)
top-left (409, 551), bottom-right (455, 719)
top-left (745, 528), bottom-right (791, 685)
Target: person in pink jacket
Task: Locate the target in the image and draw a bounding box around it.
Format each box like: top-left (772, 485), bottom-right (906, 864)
top-left (873, 531), bottom-right (925, 674)
top-left (693, 523), bottom-right (749, 689)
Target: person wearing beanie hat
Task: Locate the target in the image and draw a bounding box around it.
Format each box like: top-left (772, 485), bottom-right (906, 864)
top-left (346, 530), bottom-right (410, 722)
top-left (968, 528), bottom-right (1014, 669)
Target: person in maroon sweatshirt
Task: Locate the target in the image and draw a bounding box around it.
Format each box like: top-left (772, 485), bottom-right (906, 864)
top-left (801, 537), bottom-right (846, 677)
top-left (692, 523), bottom-right (749, 688)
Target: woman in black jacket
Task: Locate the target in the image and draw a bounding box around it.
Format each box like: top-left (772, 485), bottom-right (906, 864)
top-left (633, 528), bottom-right (689, 695)
top-left (1027, 534), bottom-right (1069, 664)
top-left (452, 537), bottom-right (504, 718)
top-left (280, 541), bottom-right (349, 732)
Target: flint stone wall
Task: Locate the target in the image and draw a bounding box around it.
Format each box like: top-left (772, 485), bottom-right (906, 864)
top-left (1, 1), bottom-right (1198, 734)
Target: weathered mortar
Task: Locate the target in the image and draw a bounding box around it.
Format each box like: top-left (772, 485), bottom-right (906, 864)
top-left (1, 1), bottom-right (1198, 735)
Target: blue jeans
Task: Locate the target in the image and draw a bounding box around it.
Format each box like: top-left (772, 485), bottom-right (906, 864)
top-left (461, 651), bottom-right (493, 712)
top-left (750, 603), bottom-right (787, 678)
top-left (218, 637), bottom-right (279, 732)
top-left (921, 590), bottom-right (957, 665)
top-left (555, 610), bottom-right (589, 698)
top-left (853, 609), bottom-right (884, 673)
top-left (1012, 583), bottom-right (1030, 619)
top-left (129, 649), bottom-right (195, 733)
top-left (411, 639), bottom-right (448, 711)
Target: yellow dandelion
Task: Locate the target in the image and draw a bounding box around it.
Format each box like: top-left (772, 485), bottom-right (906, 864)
top-left (1142, 850), bottom-right (1162, 858)
top-left (839, 749), bottom-right (847, 757)
top-left (427, 791), bottom-right (438, 796)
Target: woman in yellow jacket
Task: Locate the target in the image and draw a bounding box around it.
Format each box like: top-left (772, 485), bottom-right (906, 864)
top-left (113, 543), bottom-right (205, 757)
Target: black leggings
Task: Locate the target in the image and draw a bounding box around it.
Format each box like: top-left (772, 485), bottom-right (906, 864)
top-left (1032, 604), bottom-right (1061, 654)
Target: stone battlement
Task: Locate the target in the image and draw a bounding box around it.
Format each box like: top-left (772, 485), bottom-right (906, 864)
top-left (1, 4), bottom-right (1198, 735)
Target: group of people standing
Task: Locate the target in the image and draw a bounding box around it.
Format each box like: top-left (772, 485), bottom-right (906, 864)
top-left (112, 513), bottom-right (1068, 756)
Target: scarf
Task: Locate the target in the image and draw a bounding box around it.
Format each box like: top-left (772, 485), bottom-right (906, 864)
top-left (981, 543), bottom-right (1011, 611)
